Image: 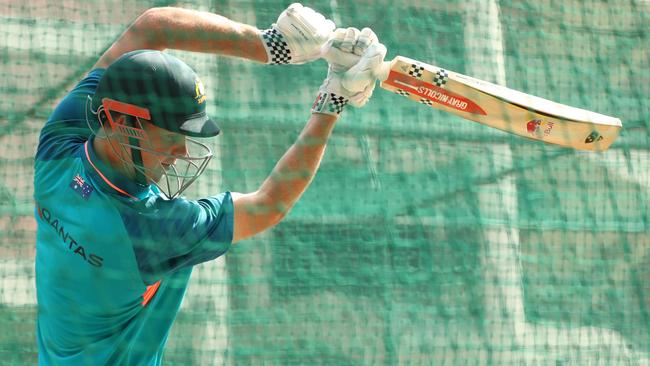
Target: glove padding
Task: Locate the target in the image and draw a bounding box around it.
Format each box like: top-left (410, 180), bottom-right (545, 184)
top-left (261, 3), bottom-right (335, 64)
top-left (342, 42), bottom-right (387, 97)
top-left (316, 27), bottom-right (386, 112)
top-left (323, 27), bottom-right (378, 72)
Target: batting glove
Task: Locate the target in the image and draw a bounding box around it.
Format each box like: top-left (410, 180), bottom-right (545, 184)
top-left (260, 3), bottom-right (336, 65)
top-left (312, 28), bottom-right (386, 115)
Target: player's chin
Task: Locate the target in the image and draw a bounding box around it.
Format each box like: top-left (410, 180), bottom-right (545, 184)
top-left (146, 169), bottom-right (165, 184)
top-left (145, 163), bottom-right (175, 184)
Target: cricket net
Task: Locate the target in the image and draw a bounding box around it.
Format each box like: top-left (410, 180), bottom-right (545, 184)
top-left (1, 0), bottom-right (649, 365)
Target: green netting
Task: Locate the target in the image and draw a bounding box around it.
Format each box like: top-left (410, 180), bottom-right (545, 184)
top-left (1, 0), bottom-right (649, 365)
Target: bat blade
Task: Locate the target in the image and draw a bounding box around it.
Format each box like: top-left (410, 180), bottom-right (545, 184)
top-left (379, 56), bottom-right (622, 151)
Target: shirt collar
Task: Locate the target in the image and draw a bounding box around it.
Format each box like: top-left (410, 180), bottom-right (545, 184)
top-left (82, 138), bottom-right (151, 200)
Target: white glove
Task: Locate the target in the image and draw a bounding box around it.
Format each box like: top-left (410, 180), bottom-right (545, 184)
top-left (322, 27), bottom-right (378, 71)
top-left (342, 42), bottom-right (387, 99)
top-left (312, 28), bottom-right (386, 115)
top-left (260, 3), bottom-right (335, 64)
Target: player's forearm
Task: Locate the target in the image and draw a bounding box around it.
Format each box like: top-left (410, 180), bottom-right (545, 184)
top-left (135, 7), bottom-right (267, 63)
top-left (259, 113), bottom-right (338, 218)
top-left (231, 112), bottom-right (337, 243)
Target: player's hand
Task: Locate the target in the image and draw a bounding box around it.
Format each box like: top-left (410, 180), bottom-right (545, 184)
top-left (322, 27), bottom-right (377, 72)
top-left (261, 3), bottom-right (335, 65)
top-left (341, 41), bottom-right (387, 105)
top-left (313, 27), bottom-right (386, 114)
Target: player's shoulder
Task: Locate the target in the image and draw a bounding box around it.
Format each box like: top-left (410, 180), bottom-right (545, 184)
top-left (65, 69), bottom-right (105, 104)
top-left (48, 68), bottom-right (106, 121)
top-left (35, 69), bottom-right (107, 162)
top-left (74, 68), bottom-right (106, 95)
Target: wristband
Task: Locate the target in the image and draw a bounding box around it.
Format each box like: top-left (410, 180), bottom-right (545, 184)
top-left (260, 28), bottom-right (292, 64)
top-left (311, 92), bottom-right (349, 116)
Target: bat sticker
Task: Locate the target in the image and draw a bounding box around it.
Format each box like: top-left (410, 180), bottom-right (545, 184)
top-left (526, 119), bottom-right (555, 138)
top-left (395, 89), bottom-right (411, 97)
top-left (585, 131), bottom-right (604, 144)
top-left (385, 71), bottom-right (486, 115)
top-left (433, 69), bottom-right (449, 87)
top-left (406, 64), bottom-right (424, 79)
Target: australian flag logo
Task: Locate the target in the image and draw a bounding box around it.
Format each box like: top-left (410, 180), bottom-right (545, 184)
top-left (70, 174), bottom-right (94, 200)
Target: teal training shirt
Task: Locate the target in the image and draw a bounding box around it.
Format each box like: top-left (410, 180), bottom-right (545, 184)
top-left (34, 69), bottom-right (233, 365)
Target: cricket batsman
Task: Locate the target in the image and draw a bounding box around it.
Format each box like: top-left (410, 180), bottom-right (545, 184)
top-left (33, 3), bottom-right (386, 365)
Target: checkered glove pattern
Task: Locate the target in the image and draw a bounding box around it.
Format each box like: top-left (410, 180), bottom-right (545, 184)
top-left (311, 92), bottom-right (349, 116)
top-left (261, 28), bottom-right (292, 65)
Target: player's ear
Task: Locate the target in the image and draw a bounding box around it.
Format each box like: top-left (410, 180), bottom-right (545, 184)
top-left (96, 108), bottom-right (119, 139)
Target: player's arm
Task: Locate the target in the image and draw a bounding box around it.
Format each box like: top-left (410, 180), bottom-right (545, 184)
top-left (93, 3), bottom-right (334, 69)
top-left (231, 112), bottom-right (336, 243)
top-left (231, 29), bottom-right (387, 243)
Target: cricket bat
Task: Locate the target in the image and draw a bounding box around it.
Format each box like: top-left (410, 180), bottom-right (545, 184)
top-left (373, 55), bottom-right (622, 151)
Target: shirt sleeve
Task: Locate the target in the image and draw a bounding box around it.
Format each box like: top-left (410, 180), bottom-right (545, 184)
top-left (122, 192), bottom-right (234, 283)
top-left (35, 69), bottom-right (105, 161)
